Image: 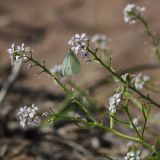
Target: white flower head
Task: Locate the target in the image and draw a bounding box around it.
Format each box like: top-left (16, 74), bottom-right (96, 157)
top-left (17, 104), bottom-right (40, 128)
top-left (42, 112), bottom-right (49, 117)
top-left (124, 151), bottom-right (141, 160)
top-left (108, 92), bottom-right (122, 114)
top-left (134, 73), bottom-right (150, 90)
top-left (121, 73), bottom-right (150, 90)
top-left (91, 34), bottom-right (108, 50)
top-left (68, 33), bottom-right (89, 57)
top-left (7, 43), bottom-right (32, 65)
top-left (124, 4), bottom-right (146, 25)
top-left (121, 73), bottom-right (135, 84)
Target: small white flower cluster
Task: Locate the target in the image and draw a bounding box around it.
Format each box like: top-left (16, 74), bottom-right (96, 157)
top-left (108, 92), bottom-right (122, 114)
top-left (123, 4), bottom-right (146, 25)
top-left (121, 73), bottom-right (135, 84)
top-left (124, 151), bottom-right (141, 160)
top-left (68, 33), bottom-right (89, 57)
top-left (42, 112), bottom-right (49, 117)
top-left (121, 73), bottom-right (150, 90)
top-left (17, 104), bottom-right (40, 128)
top-left (7, 43), bottom-right (32, 65)
top-left (50, 64), bottom-right (62, 74)
top-left (91, 34), bottom-right (108, 50)
top-left (134, 73), bottom-right (150, 90)
top-left (130, 118), bottom-right (142, 131)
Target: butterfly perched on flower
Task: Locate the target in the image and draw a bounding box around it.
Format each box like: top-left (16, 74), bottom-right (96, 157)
top-left (61, 50), bottom-right (81, 76)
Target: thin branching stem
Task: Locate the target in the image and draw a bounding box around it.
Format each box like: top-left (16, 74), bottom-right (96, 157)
top-left (125, 107), bottom-right (141, 138)
top-left (87, 48), bottom-right (160, 109)
top-left (26, 55), bottom-right (96, 122)
top-left (94, 121), bottom-right (157, 154)
top-left (52, 113), bottom-right (157, 153)
top-left (132, 12), bottom-right (160, 60)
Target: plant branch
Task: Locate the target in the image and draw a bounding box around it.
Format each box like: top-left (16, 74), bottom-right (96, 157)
top-left (88, 48), bottom-right (160, 109)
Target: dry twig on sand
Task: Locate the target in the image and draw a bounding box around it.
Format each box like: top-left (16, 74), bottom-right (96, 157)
top-left (0, 61), bottom-right (22, 105)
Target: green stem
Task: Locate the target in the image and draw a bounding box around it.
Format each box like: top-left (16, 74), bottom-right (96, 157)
top-left (67, 81), bottom-right (94, 106)
top-left (139, 139), bottom-right (157, 154)
top-left (25, 54), bottom-right (157, 154)
top-left (141, 105), bottom-right (150, 139)
top-left (132, 13), bottom-right (160, 60)
top-left (95, 121), bottom-right (157, 153)
top-left (88, 48), bottom-right (160, 109)
top-left (125, 107), bottom-right (141, 138)
top-left (27, 56), bottom-right (69, 93)
top-left (27, 55), bottom-right (96, 122)
top-left (51, 113), bottom-right (157, 153)
top-left (73, 99), bottom-right (96, 122)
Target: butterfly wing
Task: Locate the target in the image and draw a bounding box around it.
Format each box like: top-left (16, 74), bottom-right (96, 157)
top-left (69, 51), bottom-right (81, 75)
top-left (61, 52), bottom-right (70, 76)
top-left (61, 51), bottom-right (81, 76)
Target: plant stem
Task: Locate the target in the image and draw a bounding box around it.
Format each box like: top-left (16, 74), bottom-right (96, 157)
top-left (133, 13), bottom-right (160, 60)
top-left (52, 113), bottom-right (157, 153)
top-left (27, 55), bottom-right (96, 122)
top-left (27, 56), bottom-right (69, 93)
top-left (88, 48), bottom-right (160, 109)
top-left (125, 107), bottom-right (141, 138)
top-left (67, 81), bottom-right (94, 106)
top-left (95, 121), bottom-right (157, 153)
top-left (73, 99), bottom-right (96, 122)
top-left (26, 54), bottom-right (157, 154)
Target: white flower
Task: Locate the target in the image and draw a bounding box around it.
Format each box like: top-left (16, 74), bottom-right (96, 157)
top-left (134, 73), bottom-right (150, 90)
top-left (7, 43), bottom-right (15, 54)
top-left (16, 43), bottom-right (31, 53)
top-left (121, 73), bottom-right (135, 84)
top-left (42, 112), bottom-right (49, 117)
top-left (91, 34), bottom-right (108, 50)
top-left (68, 33), bottom-right (89, 57)
top-left (75, 113), bottom-right (81, 118)
top-left (108, 92), bottom-right (122, 114)
top-left (50, 64), bottom-right (61, 74)
top-left (130, 118), bottom-right (142, 131)
top-left (124, 151), bottom-right (141, 160)
top-left (7, 43), bottom-right (32, 65)
top-left (17, 104), bottom-right (40, 128)
top-left (121, 73), bottom-right (150, 90)
top-left (123, 4), bottom-right (146, 25)
top-left (19, 117), bottom-right (26, 128)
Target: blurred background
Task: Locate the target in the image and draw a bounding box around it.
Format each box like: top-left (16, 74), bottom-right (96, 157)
top-left (0, 0), bottom-right (160, 159)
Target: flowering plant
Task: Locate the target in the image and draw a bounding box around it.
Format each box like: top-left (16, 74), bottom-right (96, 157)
top-left (6, 3), bottom-right (160, 160)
